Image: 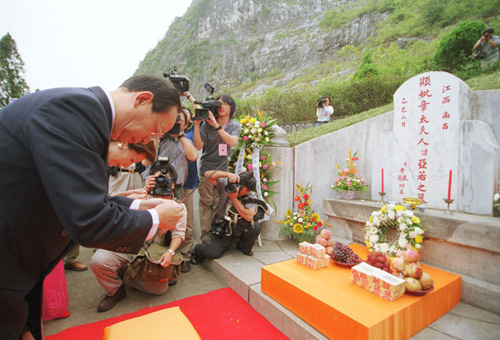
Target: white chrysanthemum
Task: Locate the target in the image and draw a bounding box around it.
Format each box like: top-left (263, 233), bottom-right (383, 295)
top-left (298, 218), bottom-right (303, 223)
top-left (387, 203), bottom-right (396, 210)
top-left (399, 223), bottom-right (408, 231)
top-left (406, 218), bottom-right (413, 225)
top-left (396, 210), bottom-right (405, 217)
top-left (254, 121), bottom-right (260, 127)
top-left (405, 210), bottom-right (414, 217)
top-left (416, 243), bottom-right (422, 249)
top-left (293, 212), bottom-right (298, 216)
top-left (370, 226), bottom-right (378, 234)
top-left (380, 243), bottom-right (390, 254)
top-left (244, 129), bottom-right (249, 134)
top-left (369, 234), bottom-right (379, 244)
top-left (374, 244), bottom-right (381, 252)
top-left (415, 227), bottom-right (424, 235)
top-left (390, 245), bottom-right (397, 254)
top-left (388, 210), bottom-right (396, 220)
top-left (409, 231), bottom-right (418, 238)
top-left (398, 237), bottom-right (408, 248)
top-left (371, 211), bottom-right (379, 217)
top-left (264, 192), bottom-right (269, 197)
top-left (372, 216), bottom-right (380, 226)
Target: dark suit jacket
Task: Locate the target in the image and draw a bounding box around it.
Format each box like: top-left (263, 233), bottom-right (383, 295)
top-left (0, 87), bottom-right (152, 339)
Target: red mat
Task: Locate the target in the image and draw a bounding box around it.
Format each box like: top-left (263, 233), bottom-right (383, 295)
top-left (46, 288), bottom-right (288, 340)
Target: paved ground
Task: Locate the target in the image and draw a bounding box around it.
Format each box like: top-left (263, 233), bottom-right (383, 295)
top-left (44, 242), bottom-right (500, 339)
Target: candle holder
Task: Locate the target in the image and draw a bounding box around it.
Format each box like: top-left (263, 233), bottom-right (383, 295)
top-left (443, 198), bottom-right (454, 214)
top-left (379, 192), bottom-right (386, 204)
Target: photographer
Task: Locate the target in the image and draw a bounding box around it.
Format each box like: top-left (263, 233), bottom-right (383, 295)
top-left (473, 28), bottom-right (499, 69)
top-left (315, 96), bottom-right (334, 127)
top-left (190, 171), bottom-right (264, 264)
top-left (192, 93), bottom-right (241, 244)
top-left (143, 108), bottom-right (197, 200)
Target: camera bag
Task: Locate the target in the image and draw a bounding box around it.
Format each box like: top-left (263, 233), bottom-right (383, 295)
top-left (472, 42), bottom-right (487, 60)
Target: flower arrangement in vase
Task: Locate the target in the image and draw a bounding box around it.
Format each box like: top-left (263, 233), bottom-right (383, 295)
top-left (277, 183), bottom-right (329, 243)
top-left (330, 149), bottom-right (368, 199)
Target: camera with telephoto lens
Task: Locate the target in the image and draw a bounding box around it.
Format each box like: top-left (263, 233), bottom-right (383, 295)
top-left (150, 156), bottom-right (178, 198)
top-left (316, 97), bottom-right (327, 108)
top-left (193, 83), bottom-right (221, 120)
top-left (211, 216), bottom-right (230, 238)
top-left (163, 66), bottom-right (190, 93)
top-left (224, 182), bottom-right (241, 194)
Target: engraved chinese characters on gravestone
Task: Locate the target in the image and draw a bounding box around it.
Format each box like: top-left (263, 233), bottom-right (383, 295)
top-left (393, 72), bottom-right (463, 209)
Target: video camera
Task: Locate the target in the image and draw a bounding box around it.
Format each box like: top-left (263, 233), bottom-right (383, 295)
top-left (193, 83), bottom-right (222, 120)
top-left (149, 156), bottom-right (178, 198)
top-left (316, 97), bottom-right (327, 108)
top-left (166, 113), bottom-right (181, 136)
top-left (163, 66), bottom-right (190, 93)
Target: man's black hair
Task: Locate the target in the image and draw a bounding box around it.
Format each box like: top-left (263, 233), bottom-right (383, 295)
top-left (239, 171), bottom-right (256, 192)
top-left (119, 75), bottom-right (181, 114)
top-left (484, 28), bottom-right (494, 34)
top-left (216, 94), bottom-right (236, 118)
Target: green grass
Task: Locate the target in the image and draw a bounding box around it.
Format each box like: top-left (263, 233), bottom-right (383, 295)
top-left (286, 68), bottom-right (500, 147)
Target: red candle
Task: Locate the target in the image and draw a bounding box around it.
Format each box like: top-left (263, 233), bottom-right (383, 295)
top-left (381, 168), bottom-right (384, 193)
top-left (447, 170), bottom-right (452, 200)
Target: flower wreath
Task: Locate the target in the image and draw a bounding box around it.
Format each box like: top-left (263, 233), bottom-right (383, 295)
top-left (364, 204), bottom-right (425, 257)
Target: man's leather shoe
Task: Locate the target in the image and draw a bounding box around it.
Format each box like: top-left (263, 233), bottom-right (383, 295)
top-left (64, 261), bottom-right (88, 271)
top-left (168, 279), bottom-right (177, 287)
top-left (236, 245), bottom-right (254, 256)
top-left (190, 253), bottom-right (203, 265)
top-left (97, 285), bottom-right (126, 313)
top-left (181, 261), bottom-right (191, 273)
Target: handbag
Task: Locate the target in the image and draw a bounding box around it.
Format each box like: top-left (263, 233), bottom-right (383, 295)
top-left (42, 260), bottom-right (69, 321)
top-left (127, 242), bottom-right (182, 282)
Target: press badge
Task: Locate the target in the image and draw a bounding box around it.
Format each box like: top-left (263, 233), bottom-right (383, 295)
top-left (219, 144), bottom-right (228, 156)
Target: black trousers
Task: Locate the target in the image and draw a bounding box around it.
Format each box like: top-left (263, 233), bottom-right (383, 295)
top-left (194, 221), bottom-right (261, 260)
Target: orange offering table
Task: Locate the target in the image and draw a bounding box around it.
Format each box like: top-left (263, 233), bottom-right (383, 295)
top-left (261, 244), bottom-right (461, 340)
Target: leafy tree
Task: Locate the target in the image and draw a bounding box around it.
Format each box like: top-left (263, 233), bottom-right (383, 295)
top-left (0, 33), bottom-right (30, 107)
top-left (434, 20), bottom-right (487, 72)
top-left (353, 53), bottom-right (380, 80)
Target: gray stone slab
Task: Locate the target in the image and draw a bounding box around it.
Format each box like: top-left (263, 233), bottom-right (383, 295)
top-left (427, 302), bottom-right (500, 340)
top-left (250, 284), bottom-right (328, 340)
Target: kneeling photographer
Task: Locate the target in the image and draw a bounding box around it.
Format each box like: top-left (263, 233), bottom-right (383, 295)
top-left (190, 170), bottom-right (267, 264)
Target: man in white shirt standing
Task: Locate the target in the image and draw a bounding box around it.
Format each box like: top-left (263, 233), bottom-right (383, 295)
top-left (315, 96), bottom-right (334, 127)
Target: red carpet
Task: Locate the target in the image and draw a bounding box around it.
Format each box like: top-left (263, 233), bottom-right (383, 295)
top-left (47, 288), bottom-right (288, 340)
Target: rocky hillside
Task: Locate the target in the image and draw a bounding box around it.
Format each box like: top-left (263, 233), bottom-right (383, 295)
top-left (135, 0), bottom-right (388, 98)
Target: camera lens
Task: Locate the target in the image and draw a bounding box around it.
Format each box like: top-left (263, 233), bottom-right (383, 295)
top-left (225, 183), bottom-right (237, 193)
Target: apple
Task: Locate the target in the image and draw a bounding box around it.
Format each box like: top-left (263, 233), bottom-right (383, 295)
top-left (405, 262), bottom-right (423, 279)
top-left (391, 257), bottom-right (406, 271)
top-left (327, 238), bottom-right (334, 247)
top-left (405, 277), bottom-right (422, 290)
top-left (316, 237), bottom-right (327, 247)
top-left (403, 249), bottom-right (420, 263)
top-left (419, 272), bottom-right (434, 290)
top-left (320, 229), bottom-right (331, 240)
top-left (326, 246), bottom-right (333, 255)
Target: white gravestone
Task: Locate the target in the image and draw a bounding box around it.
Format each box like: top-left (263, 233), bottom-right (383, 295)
top-left (393, 72), bottom-right (464, 209)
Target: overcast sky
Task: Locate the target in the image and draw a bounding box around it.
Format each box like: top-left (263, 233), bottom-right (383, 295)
top-left (0, 0), bottom-right (191, 91)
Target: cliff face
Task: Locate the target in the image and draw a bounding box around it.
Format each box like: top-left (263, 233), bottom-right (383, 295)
top-left (135, 0), bottom-right (387, 98)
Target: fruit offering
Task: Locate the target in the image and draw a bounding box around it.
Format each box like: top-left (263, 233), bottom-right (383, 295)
top-left (366, 252), bottom-right (392, 273)
top-left (391, 249), bottom-right (434, 292)
top-left (315, 228), bottom-right (335, 256)
top-left (331, 241), bottom-right (361, 265)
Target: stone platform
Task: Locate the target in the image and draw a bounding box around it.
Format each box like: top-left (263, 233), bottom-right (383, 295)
top-left (322, 198), bottom-right (500, 315)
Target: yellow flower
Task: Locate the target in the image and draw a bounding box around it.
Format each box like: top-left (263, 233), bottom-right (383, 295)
top-left (286, 209), bottom-right (292, 218)
top-left (381, 205), bottom-right (387, 212)
top-left (369, 216), bottom-right (373, 223)
top-left (394, 205), bottom-right (405, 211)
top-left (411, 216), bottom-right (421, 224)
top-left (250, 118), bottom-right (257, 124)
top-left (415, 235), bottom-right (423, 244)
top-left (240, 118), bottom-right (247, 124)
top-left (304, 224), bottom-right (312, 229)
top-left (293, 223), bottom-right (303, 234)
top-left (335, 163), bottom-right (340, 170)
top-left (307, 200), bottom-right (312, 205)
top-left (365, 241), bottom-right (370, 248)
top-left (312, 213), bottom-right (320, 222)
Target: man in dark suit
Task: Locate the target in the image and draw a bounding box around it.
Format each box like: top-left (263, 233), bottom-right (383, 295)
top-left (0, 75), bottom-right (185, 340)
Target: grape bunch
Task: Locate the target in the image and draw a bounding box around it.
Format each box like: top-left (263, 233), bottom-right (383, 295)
top-left (332, 242), bottom-right (360, 264)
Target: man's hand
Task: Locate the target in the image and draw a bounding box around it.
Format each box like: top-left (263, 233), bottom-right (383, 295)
top-left (206, 110), bottom-right (218, 128)
top-left (138, 198), bottom-right (168, 210)
top-left (124, 189), bottom-right (147, 200)
top-left (155, 200), bottom-right (184, 231)
top-left (227, 173), bottom-right (240, 183)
